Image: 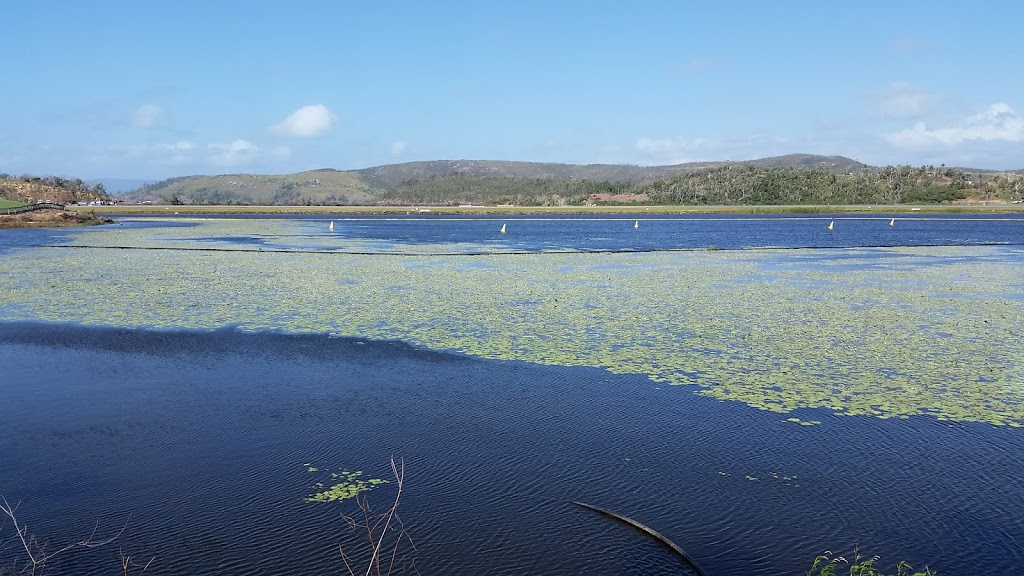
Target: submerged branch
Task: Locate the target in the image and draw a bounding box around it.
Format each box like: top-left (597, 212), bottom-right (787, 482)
top-left (573, 500), bottom-right (707, 576)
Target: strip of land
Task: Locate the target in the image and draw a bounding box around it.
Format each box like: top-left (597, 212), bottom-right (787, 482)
top-left (73, 203), bottom-right (1024, 216)
top-left (0, 208), bottom-right (113, 228)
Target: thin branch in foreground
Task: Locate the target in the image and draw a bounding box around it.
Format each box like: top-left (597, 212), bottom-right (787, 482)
top-left (338, 457), bottom-right (419, 576)
top-left (1, 495), bottom-right (151, 576)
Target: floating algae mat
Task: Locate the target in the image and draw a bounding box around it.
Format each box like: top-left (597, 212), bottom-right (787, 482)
top-left (304, 465), bottom-right (388, 503)
top-left (2, 218), bottom-right (1022, 426)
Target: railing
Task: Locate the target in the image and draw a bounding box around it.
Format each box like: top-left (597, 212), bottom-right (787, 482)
top-left (0, 202), bottom-right (66, 215)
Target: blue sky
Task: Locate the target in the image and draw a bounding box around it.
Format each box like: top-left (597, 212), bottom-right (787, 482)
top-left (2, 0), bottom-right (1022, 179)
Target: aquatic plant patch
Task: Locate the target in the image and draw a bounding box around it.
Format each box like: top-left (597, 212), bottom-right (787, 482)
top-left (304, 466), bottom-right (388, 503)
top-left (1, 219), bottom-right (1022, 426)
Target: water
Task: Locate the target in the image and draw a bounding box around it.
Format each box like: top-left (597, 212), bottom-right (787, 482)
top-left (1, 215), bottom-right (1023, 575)
top-left (7, 213), bottom-right (1024, 254)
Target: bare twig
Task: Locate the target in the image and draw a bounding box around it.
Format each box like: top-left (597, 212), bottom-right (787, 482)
top-left (338, 457), bottom-right (418, 576)
top-left (1, 495), bottom-right (148, 576)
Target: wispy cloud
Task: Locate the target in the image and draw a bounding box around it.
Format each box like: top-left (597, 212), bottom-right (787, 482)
top-left (271, 104), bottom-right (337, 138)
top-left (634, 134), bottom-right (785, 165)
top-left (208, 139), bottom-right (261, 166)
top-left (669, 58), bottom-right (724, 76)
top-left (88, 138), bottom-right (288, 171)
top-left (890, 36), bottom-right (934, 53)
top-left (864, 83), bottom-right (938, 119)
top-left (132, 104), bottom-right (166, 129)
top-left (635, 137), bottom-right (717, 164)
top-left (155, 140), bottom-right (196, 165)
top-left (885, 103), bottom-right (1024, 147)
top-left (391, 140), bottom-right (408, 155)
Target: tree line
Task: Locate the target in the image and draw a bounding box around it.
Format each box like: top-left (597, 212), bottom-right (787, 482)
top-left (383, 165), bottom-right (1023, 206)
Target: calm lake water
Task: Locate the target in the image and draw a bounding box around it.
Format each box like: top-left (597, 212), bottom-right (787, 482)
top-left (1, 214), bottom-right (1023, 575)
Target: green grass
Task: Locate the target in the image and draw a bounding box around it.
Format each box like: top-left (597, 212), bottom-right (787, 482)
top-left (0, 198), bottom-right (28, 209)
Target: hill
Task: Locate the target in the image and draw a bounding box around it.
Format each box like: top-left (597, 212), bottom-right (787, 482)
top-left (351, 154), bottom-right (868, 189)
top-left (115, 154), bottom-right (1024, 207)
top-left (352, 159), bottom-right (703, 189)
top-left (745, 154), bottom-right (867, 173)
top-left (0, 174), bottom-right (111, 205)
top-left (126, 170), bottom-right (379, 205)
top-left (122, 154), bottom-right (874, 206)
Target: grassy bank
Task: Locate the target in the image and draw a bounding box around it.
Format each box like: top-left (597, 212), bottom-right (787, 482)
top-left (75, 203), bottom-right (1024, 216)
top-left (0, 198), bottom-right (28, 209)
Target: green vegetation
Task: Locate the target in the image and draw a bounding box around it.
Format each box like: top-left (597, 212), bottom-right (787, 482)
top-left (120, 160), bottom-right (1024, 207)
top-left (0, 198), bottom-right (28, 209)
top-left (131, 170), bottom-right (379, 206)
top-left (304, 466), bottom-right (388, 503)
top-left (807, 550), bottom-right (935, 575)
top-left (0, 173), bottom-right (110, 205)
top-left (1, 219), bottom-right (1021, 427)
top-left (379, 173), bottom-right (630, 206)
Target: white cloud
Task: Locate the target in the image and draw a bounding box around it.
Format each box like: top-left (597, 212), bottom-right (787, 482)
top-left (162, 140), bottom-right (196, 152)
top-left (271, 104), bottom-right (337, 138)
top-left (634, 134), bottom-right (797, 166)
top-left (208, 139), bottom-right (260, 166)
top-left (864, 83), bottom-right (937, 119)
top-left (636, 137), bottom-right (716, 164)
top-left (886, 103), bottom-right (1024, 147)
top-left (149, 140), bottom-right (197, 165)
top-left (391, 140), bottom-right (408, 155)
top-left (133, 104), bottom-right (166, 129)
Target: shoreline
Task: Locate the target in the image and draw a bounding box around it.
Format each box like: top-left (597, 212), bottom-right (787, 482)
top-left (0, 208), bottom-right (114, 229)
top-left (74, 203), bottom-right (1024, 216)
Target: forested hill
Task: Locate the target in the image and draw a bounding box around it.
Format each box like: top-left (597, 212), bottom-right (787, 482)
top-left (351, 159), bottom-right (717, 189)
top-left (117, 154), bottom-right (1023, 206)
top-left (0, 174), bottom-right (111, 205)
top-left (350, 154), bottom-right (866, 189)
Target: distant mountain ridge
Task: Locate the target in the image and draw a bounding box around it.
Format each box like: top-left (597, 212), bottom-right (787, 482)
top-left (117, 154), bottom-right (1022, 206)
top-left (350, 154), bottom-right (868, 189)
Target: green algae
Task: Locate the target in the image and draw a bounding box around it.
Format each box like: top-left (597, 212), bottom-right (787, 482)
top-left (304, 467), bottom-right (387, 503)
top-left (2, 218), bottom-right (1023, 427)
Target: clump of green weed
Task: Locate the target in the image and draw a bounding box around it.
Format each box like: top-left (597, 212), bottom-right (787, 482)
top-left (806, 549), bottom-right (935, 576)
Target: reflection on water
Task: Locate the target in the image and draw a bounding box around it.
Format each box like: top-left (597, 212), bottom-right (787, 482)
top-left (2, 323), bottom-right (1023, 575)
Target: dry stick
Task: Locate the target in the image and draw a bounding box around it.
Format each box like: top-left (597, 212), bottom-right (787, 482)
top-left (120, 548), bottom-right (155, 576)
top-left (365, 457), bottom-right (404, 576)
top-left (338, 458), bottom-right (410, 576)
top-left (1, 495), bottom-right (132, 576)
top-left (573, 501), bottom-right (708, 576)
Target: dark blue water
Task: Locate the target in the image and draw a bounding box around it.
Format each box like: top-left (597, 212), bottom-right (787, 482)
top-left (2, 215), bottom-right (1024, 575)
top-left (292, 214), bottom-right (1024, 252)
top-left (2, 323), bottom-right (1021, 576)
top-left (4, 214), bottom-right (1022, 254)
